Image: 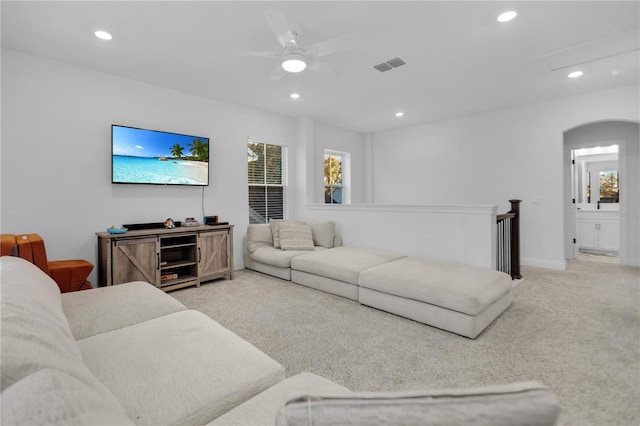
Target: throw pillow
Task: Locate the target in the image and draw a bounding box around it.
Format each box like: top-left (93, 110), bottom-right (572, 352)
top-left (306, 221), bottom-right (336, 248)
top-left (278, 222), bottom-right (315, 251)
top-left (275, 381), bottom-right (560, 426)
top-left (269, 219), bottom-right (283, 249)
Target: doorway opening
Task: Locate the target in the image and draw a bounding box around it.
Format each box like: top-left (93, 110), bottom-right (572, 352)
top-left (572, 144), bottom-right (620, 262)
top-left (563, 120), bottom-right (639, 267)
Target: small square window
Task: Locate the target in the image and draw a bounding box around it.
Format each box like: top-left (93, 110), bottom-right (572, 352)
top-left (599, 169), bottom-right (619, 203)
top-left (324, 152), bottom-right (343, 204)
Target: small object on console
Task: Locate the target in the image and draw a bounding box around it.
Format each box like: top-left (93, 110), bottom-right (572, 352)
top-left (107, 226), bottom-right (128, 234)
top-left (184, 217), bottom-right (201, 227)
top-left (204, 215), bottom-right (219, 225)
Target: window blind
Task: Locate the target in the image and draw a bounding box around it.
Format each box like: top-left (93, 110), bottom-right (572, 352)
top-left (248, 141), bottom-right (287, 224)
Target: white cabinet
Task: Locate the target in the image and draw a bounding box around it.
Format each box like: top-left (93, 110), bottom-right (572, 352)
top-left (597, 221), bottom-right (619, 251)
top-left (577, 211), bottom-right (619, 252)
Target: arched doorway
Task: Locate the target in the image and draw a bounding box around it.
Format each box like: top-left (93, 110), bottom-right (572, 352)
top-left (563, 121), bottom-right (640, 267)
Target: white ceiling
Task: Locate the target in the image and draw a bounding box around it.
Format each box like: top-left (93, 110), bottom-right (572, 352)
top-left (2, 1), bottom-right (638, 133)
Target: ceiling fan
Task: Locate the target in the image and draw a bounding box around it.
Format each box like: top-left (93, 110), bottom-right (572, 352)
top-left (235, 10), bottom-right (358, 80)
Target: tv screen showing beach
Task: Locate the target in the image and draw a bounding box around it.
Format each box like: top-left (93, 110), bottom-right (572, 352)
top-left (112, 125), bottom-right (209, 186)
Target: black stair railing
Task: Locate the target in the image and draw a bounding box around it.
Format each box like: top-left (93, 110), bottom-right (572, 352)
top-left (496, 199), bottom-right (522, 280)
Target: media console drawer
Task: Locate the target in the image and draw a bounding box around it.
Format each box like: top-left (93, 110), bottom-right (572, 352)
top-left (96, 224), bottom-right (234, 290)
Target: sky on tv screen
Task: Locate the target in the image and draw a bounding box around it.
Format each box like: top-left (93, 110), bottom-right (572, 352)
top-left (112, 126), bottom-right (208, 158)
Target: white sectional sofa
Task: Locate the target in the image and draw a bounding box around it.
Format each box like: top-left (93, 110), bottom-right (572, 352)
top-left (1, 255), bottom-right (560, 425)
top-left (243, 220), bottom-right (342, 280)
top-left (244, 222), bottom-right (513, 338)
top-left (0, 256), bottom-right (346, 425)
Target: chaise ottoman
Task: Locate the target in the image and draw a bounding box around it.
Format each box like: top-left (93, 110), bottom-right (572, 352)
top-left (291, 247), bottom-right (406, 300)
top-left (358, 256), bottom-right (513, 338)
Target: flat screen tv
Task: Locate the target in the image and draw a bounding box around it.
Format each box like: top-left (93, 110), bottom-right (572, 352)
top-left (112, 124), bottom-right (209, 186)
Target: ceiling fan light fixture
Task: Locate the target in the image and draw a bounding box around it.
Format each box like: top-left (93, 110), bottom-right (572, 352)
top-left (282, 52), bottom-right (307, 73)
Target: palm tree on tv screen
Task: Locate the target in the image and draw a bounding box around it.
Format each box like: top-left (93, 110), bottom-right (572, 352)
top-left (170, 144), bottom-right (184, 158)
top-left (188, 138), bottom-right (208, 161)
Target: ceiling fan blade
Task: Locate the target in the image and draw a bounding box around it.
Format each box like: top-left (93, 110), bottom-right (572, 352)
top-left (265, 10), bottom-right (295, 47)
top-left (229, 49), bottom-right (280, 58)
top-left (307, 33), bottom-right (360, 58)
top-left (268, 64), bottom-right (287, 81)
top-left (308, 61), bottom-right (334, 75)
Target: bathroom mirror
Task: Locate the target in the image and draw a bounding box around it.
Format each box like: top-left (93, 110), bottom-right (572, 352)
top-left (573, 145), bottom-right (619, 207)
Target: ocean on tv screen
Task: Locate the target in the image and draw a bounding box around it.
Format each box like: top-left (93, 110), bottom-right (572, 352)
top-left (113, 155), bottom-right (208, 185)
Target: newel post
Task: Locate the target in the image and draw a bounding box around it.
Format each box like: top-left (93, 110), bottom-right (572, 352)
top-left (509, 199), bottom-right (522, 279)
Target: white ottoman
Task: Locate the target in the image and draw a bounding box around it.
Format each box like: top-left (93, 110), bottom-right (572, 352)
top-left (291, 247), bottom-right (405, 300)
top-left (358, 256), bottom-right (513, 338)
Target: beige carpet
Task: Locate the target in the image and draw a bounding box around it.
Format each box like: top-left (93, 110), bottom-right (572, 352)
top-left (577, 251), bottom-right (620, 264)
top-left (171, 260), bottom-right (639, 426)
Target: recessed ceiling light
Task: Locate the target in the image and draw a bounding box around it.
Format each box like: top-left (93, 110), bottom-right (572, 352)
top-left (568, 71), bottom-right (584, 78)
top-left (290, 93), bottom-right (300, 99)
top-left (94, 30), bottom-right (112, 40)
top-left (395, 112), bottom-right (404, 117)
top-left (497, 11), bottom-right (518, 23)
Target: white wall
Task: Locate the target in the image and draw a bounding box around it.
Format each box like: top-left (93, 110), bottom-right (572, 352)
top-left (302, 204), bottom-right (498, 269)
top-left (1, 50), bottom-right (296, 284)
top-left (3, 49), bottom-right (638, 280)
top-left (370, 86), bottom-right (639, 269)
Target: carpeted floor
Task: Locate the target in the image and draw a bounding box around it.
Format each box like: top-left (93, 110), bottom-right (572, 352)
top-left (171, 260), bottom-right (640, 426)
top-left (577, 251), bottom-right (620, 264)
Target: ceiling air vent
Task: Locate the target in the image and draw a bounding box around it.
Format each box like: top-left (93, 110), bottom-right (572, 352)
top-left (373, 57), bottom-right (407, 73)
top-left (373, 62), bottom-right (393, 72)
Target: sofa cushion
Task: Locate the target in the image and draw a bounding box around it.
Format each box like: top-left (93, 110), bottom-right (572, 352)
top-left (279, 222), bottom-right (315, 251)
top-left (358, 256), bottom-right (513, 316)
top-left (246, 224), bottom-right (273, 253)
top-left (307, 221), bottom-right (336, 248)
top-left (208, 373), bottom-right (350, 426)
top-left (78, 309), bottom-right (286, 425)
top-left (291, 247), bottom-right (405, 285)
top-left (0, 257), bottom-right (84, 391)
top-left (62, 281), bottom-right (187, 340)
top-left (276, 381), bottom-right (560, 426)
top-left (250, 246), bottom-right (327, 269)
top-left (1, 368), bottom-right (134, 426)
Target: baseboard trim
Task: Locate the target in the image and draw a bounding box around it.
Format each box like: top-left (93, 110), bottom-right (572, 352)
top-left (521, 257), bottom-right (567, 271)
top-left (620, 257), bottom-right (640, 267)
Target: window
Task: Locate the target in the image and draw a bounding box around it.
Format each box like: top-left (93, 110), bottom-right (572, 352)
top-left (599, 169), bottom-right (619, 203)
top-left (324, 152), bottom-right (343, 204)
top-left (248, 141), bottom-right (287, 224)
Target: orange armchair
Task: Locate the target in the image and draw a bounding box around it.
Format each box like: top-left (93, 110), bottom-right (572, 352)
top-left (2, 233), bottom-right (94, 293)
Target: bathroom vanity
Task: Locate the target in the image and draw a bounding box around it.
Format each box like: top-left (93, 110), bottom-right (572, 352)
top-left (577, 209), bottom-right (619, 253)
